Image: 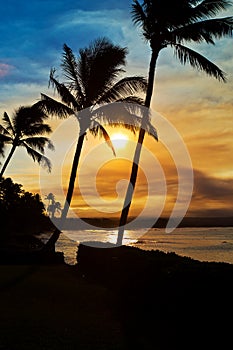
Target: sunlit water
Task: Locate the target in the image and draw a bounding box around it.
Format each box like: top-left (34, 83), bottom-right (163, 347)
top-left (41, 227), bottom-right (233, 266)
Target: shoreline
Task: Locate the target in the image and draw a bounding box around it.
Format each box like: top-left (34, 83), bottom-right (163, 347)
top-left (58, 226), bottom-right (233, 265)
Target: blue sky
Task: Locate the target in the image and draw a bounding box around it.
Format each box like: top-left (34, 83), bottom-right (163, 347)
top-left (0, 0), bottom-right (150, 110)
top-left (1, 0), bottom-right (231, 111)
top-left (1, 0), bottom-right (233, 219)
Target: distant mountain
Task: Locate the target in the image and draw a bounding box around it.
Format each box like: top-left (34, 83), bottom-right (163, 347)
top-left (174, 216), bottom-right (233, 228)
top-left (52, 216), bottom-right (233, 230)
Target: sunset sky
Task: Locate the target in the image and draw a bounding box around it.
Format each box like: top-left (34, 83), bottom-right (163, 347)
top-left (0, 0), bottom-right (233, 222)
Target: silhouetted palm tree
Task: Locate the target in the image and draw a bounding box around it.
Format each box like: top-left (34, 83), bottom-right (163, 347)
top-left (45, 192), bottom-right (55, 206)
top-left (39, 37), bottom-right (157, 249)
top-left (0, 105), bottom-right (54, 178)
top-left (117, 0), bottom-right (233, 245)
top-left (45, 193), bottom-right (62, 218)
top-left (47, 201), bottom-right (62, 219)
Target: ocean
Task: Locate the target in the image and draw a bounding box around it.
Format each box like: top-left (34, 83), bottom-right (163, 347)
top-left (51, 227), bottom-right (233, 266)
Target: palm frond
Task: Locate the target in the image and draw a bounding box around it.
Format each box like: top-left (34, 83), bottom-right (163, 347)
top-left (0, 123), bottom-right (12, 137)
top-left (2, 112), bottom-right (15, 135)
top-left (22, 123), bottom-right (52, 137)
top-left (61, 44), bottom-right (85, 105)
top-left (77, 37), bottom-right (128, 104)
top-left (30, 102), bottom-right (50, 120)
top-left (89, 121), bottom-right (116, 156)
top-left (115, 96), bottom-right (145, 105)
top-left (96, 76), bottom-right (147, 104)
top-left (91, 102), bottom-right (158, 141)
top-left (134, 0), bottom-right (196, 31)
top-left (127, 105), bottom-right (158, 141)
top-left (172, 16), bottom-right (233, 44)
top-left (191, 0), bottom-right (233, 20)
top-left (0, 133), bottom-right (13, 143)
top-left (173, 43), bottom-right (227, 81)
top-left (143, 120), bottom-right (158, 141)
top-left (22, 142), bottom-right (52, 172)
top-left (107, 120), bottom-right (158, 141)
top-left (40, 94), bottom-right (74, 118)
top-left (131, 0), bottom-right (147, 28)
top-left (0, 133), bottom-right (12, 157)
top-left (13, 107), bottom-right (32, 135)
top-left (91, 102), bottom-right (143, 130)
top-left (49, 70), bottom-right (81, 110)
top-left (13, 106), bottom-right (50, 135)
top-left (21, 137), bottom-right (54, 153)
top-left (76, 49), bottom-right (89, 103)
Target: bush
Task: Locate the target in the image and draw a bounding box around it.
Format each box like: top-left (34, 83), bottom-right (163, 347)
top-left (0, 177), bottom-right (53, 240)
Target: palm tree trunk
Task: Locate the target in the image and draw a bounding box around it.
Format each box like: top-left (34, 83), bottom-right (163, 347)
top-left (43, 131), bottom-right (86, 252)
top-left (0, 144), bottom-right (17, 178)
top-left (117, 49), bottom-right (159, 245)
top-left (61, 131), bottom-right (86, 225)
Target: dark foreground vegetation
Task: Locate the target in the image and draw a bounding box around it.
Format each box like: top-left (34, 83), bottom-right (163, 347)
top-left (0, 177), bottom-right (55, 253)
top-left (0, 243), bottom-right (233, 350)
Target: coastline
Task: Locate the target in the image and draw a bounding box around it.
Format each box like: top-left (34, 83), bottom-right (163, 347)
top-left (55, 226), bottom-right (233, 265)
top-left (1, 244), bottom-right (233, 349)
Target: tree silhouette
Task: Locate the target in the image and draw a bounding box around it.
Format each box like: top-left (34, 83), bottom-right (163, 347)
top-left (0, 104), bottom-right (54, 178)
top-left (45, 192), bottom-right (55, 206)
top-left (117, 0), bottom-right (233, 245)
top-left (39, 37), bottom-right (155, 250)
top-left (47, 202), bottom-right (62, 219)
top-left (45, 193), bottom-right (62, 219)
top-left (0, 177), bottom-right (51, 239)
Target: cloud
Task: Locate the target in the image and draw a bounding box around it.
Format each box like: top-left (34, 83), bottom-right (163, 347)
top-left (0, 3), bottom-right (150, 113)
top-left (53, 7), bottom-right (151, 71)
top-left (188, 169), bottom-right (233, 216)
top-left (67, 163), bottom-right (233, 218)
top-left (1, 1), bottom-right (232, 222)
top-left (1, 0), bottom-right (232, 98)
top-left (0, 63), bottom-right (13, 78)
top-left (0, 82), bottom-right (51, 115)
top-left (193, 169), bottom-right (233, 200)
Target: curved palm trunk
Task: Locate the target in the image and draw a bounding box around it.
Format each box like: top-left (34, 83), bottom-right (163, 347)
top-left (0, 144), bottom-right (17, 178)
top-left (117, 49), bottom-right (159, 245)
top-left (43, 131), bottom-right (86, 252)
top-left (61, 132), bottom-right (86, 224)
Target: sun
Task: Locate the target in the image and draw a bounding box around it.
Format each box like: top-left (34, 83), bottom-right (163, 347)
top-left (111, 133), bottom-right (129, 149)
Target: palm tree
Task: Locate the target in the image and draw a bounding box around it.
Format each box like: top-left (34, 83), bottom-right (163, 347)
top-left (45, 193), bottom-right (62, 218)
top-left (0, 105), bottom-right (54, 178)
top-left (117, 0), bottom-right (233, 245)
top-left (47, 201), bottom-right (62, 219)
top-left (39, 37), bottom-right (157, 250)
top-left (45, 192), bottom-right (55, 206)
